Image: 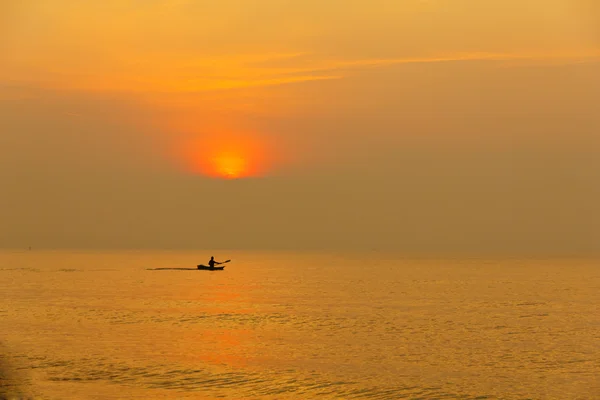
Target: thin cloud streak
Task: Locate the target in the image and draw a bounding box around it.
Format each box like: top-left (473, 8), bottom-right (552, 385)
top-left (2, 50), bottom-right (599, 95)
top-left (263, 50), bottom-right (600, 76)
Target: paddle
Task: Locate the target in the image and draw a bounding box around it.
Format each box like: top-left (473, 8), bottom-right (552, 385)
top-left (217, 259), bottom-right (231, 265)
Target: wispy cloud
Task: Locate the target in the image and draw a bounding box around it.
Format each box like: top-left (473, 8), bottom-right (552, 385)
top-left (248, 50), bottom-right (600, 77)
top-left (2, 49), bottom-right (599, 94)
top-left (4, 0), bottom-right (599, 97)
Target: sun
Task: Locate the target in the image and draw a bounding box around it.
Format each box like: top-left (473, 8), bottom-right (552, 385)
top-left (176, 132), bottom-right (275, 179)
top-left (213, 154), bottom-right (247, 179)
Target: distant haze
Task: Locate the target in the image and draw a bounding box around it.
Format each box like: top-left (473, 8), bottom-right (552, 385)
top-left (1, 1), bottom-right (599, 255)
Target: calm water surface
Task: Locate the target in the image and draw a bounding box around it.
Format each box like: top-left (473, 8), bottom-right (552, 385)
top-left (1, 251), bottom-right (598, 399)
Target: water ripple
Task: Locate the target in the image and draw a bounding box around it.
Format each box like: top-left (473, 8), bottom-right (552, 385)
top-left (23, 355), bottom-right (500, 399)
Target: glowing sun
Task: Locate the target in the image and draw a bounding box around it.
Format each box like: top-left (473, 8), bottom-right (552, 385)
top-left (177, 133), bottom-right (275, 179)
top-left (212, 154), bottom-right (247, 179)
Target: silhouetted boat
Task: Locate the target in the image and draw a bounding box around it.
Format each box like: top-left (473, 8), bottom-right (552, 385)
top-left (197, 265), bottom-right (225, 270)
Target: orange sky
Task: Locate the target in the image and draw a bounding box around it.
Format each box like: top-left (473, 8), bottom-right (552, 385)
top-left (1, 0), bottom-right (599, 253)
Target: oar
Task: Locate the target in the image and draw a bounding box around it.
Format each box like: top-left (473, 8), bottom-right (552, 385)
top-left (218, 259), bottom-right (231, 265)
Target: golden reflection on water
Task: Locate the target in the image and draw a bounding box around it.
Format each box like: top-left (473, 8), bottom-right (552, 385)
top-left (185, 329), bottom-right (254, 369)
top-left (0, 251), bottom-right (599, 399)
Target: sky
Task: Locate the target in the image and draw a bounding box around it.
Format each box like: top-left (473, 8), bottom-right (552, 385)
top-left (1, 0), bottom-right (599, 255)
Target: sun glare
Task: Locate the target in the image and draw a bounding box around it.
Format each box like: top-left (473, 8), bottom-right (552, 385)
top-left (177, 132), bottom-right (275, 179)
top-left (213, 154), bottom-right (247, 179)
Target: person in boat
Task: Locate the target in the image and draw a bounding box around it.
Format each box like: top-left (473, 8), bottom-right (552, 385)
top-left (208, 256), bottom-right (221, 268)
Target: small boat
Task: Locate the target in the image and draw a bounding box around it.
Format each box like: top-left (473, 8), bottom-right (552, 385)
top-left (197, 265), bottom-right (225, 270)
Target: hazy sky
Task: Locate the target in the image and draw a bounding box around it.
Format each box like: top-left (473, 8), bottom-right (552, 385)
top-left (1, 0), bottom-right (599, 254)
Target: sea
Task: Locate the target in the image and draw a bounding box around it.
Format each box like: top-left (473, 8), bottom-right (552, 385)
top-left (1, 250), bottom-right (598, 400)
